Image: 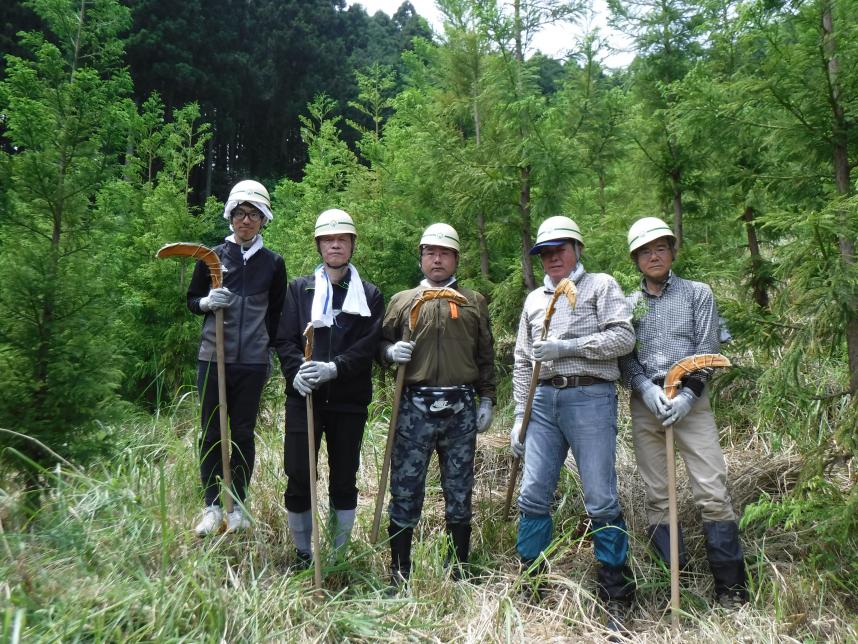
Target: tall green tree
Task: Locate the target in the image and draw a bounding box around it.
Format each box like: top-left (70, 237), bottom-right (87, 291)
top-left (0, 0), bottom-right (136, 482)
top-left (608, 0), bottom-right (707, 247)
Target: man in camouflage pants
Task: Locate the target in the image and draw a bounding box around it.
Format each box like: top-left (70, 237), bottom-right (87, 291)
top-left (381, 223), bottom-right (495, 587)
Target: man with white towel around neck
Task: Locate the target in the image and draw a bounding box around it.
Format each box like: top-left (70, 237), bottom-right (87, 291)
top-left (276, 209), bottom-right (384, 568)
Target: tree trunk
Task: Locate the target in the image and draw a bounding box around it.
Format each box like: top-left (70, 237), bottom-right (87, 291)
top-left (821, 1), bottom-right (857, 391)
top-left (742, 206), bottom-right (769, 310)
top-left (204, 117), bottom-right (214, 201)
top-left (671, 166), bottom-right (683, 249)
top-left (477, 211), bottom-right (489, 279)
top-left (473, 89), bottom-right (489, 279)
top-left (520, 166), bottom-right (536, 291)
top-left (513, 0), bottom-right (535, 291)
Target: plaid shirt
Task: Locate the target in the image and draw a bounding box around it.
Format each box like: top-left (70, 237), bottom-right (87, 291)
top-left (620, 272), bottom-right (719, 392)
top-left (513, 270), bottom-right (635, 415)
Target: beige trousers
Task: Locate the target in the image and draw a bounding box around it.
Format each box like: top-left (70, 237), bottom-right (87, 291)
top-left (630, 389), bottom-right (736, 525)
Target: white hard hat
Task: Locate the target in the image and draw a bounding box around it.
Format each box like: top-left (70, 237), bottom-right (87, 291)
top-left (627, 217), bottom-right (675, 255)
top-left (315, 208), bottom-right (357, 238)
top-left (223, 179), bottom-right (273, 223)
top-left (529, 215), bottom-right (583, 255)
top-left (420, 223), bottom-right (460, 252)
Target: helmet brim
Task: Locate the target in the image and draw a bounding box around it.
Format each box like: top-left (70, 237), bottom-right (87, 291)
top-left (529, 239), bottom-right (569, 255)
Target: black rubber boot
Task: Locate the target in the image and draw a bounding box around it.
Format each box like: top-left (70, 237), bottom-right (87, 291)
top-left (597, 564), bottom-right (634, 637)
top-left (646, 523), bottom-right (688, 569)
top-left (388, 522), bottom-right (413, 592)
top-left (519, 557), bottom-right (549, 602)
top-left (597, 564), bottom-right (635, 602)
top-left (292, 548), bottom-right (312, 572)
top-left (445, 523), bottom-right (472, 581)
top-left (703, 520), bottom-right (748, 608)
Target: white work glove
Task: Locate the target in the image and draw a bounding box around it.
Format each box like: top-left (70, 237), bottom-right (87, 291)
top-left (298, 361), bottom-right (338, 389)
top-left (199, 287), bottom-right (232, 312)
top-left (385, 341), bottom-right (415, 364)
top-left (662, 388), bottom-right (697, 426)
top-left (532, 338), bottom-right (582, 362)
top-left (640, 380), bottom-right (672, 420)
top-left (509, 416), bottom-right (525, 458)
top-left (476, 400), bottom-right (494, 433)
top-left (292, 370), bottom-right (313, 397)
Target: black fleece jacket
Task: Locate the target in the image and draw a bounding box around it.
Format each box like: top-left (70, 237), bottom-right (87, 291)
top-left (275, 273), bottom-right (384, 412)
top-left (187, 240), bottom-right (286, 364)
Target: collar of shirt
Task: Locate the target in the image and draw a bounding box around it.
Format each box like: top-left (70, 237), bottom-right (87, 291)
top-left (543, 262), bottom-right (585, 293)
top-left (639, 270), bottom-right (674, 296)
top-left (420, 276), bottom-right (457, 289)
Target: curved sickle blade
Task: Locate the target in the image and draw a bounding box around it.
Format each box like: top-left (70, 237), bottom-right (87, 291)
top-left (664, 353), bottom-right (731, 399)
top-left (408, 287), bottom-right (468, 330)
top-left (542, 277), bottom-right (577, 336)
top-left (303, 322), bottom-right (314, 361)
top-left (156, 242), bottom-right (223, 288)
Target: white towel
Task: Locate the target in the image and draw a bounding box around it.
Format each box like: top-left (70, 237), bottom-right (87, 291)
top-left (226, 233), bottom-right (264, 262)
top-left (311, 263), bottom-right (371, 328)
top-left (543, 261), bottom-right (584, 292)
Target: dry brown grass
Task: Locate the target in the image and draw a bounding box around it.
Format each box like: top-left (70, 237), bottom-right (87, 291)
top-left (2, 383), bottom-right (855, 642)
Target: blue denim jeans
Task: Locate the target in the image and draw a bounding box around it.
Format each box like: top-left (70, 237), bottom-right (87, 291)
top-left (517, 382), bottom-right (627, 567)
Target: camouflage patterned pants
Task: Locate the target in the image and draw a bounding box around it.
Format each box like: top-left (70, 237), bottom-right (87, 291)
top-left (388, 387), bottom-right (477, 528)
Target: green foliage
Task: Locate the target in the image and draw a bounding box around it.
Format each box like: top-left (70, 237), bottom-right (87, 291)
top-left (1, 0), bottom-right (857, 612)
top-left (742, 477), bottom-right (858, 594)
top-left (0, 0), bottom-right (136, 476)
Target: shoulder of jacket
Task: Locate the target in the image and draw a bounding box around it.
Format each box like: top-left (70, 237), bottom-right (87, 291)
top-left (582, 271), bottom-right (617, 286)
top-left (674, 274), bottom-right (713, 296)
top-left (523, 287), bottom-right (547, 309)
top-left (362, 281), bottom-right (383, 301)
top-left (455, 285), bottom-right (484, 303)
top-left (290, 274), bottom-right (315, 289)
top-left (626, 289), bottom-right (642, 305)
top-left (259, 246), bottom-right (284, 261)
top-left (390, 287), bottom-right (420, 303)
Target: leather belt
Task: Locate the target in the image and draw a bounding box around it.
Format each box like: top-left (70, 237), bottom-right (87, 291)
top-left (540, 375), bottom-right (609, 388)
top-left (408, 384), bottom-right (473, 395)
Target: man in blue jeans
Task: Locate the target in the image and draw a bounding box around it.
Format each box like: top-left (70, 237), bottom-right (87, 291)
top-left (510, 215), bottom-right (636, 630)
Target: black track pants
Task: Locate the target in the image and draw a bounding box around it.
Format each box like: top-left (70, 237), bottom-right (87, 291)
top-left (198, 361), bottom-right (268, 506)
top-left (283, 398), bottom-right (367, 513)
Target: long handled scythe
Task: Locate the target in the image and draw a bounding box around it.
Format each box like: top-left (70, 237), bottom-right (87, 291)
top-left (502, 277), bottom-right (577, 519)
top-left (369, 287), bottom-right (468, 544)
top-left (157, 242), bottom-right (234, 516)
top-left (302, 323), bottom-right (324, 592)
top-left (663, 352), bottom-right (731, 624)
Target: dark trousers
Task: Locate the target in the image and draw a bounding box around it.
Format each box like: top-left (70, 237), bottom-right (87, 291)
top-left (388, 390), bottom-right (477, 528)
top-left (284, 399), bottom-right (367, 513)
top-left (198, 361), bottom-right (268, 506)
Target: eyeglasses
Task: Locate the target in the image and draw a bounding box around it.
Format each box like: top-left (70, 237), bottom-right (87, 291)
top-left (231, 208), bottom-right (263, 222)
top-left (421, 249), bottom-right (456, 259)
top-left (637, 245), bottom-right (672, 258)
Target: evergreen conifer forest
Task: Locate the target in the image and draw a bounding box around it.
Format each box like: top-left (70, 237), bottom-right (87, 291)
top-left (1, 0), bottom-right (856, 640)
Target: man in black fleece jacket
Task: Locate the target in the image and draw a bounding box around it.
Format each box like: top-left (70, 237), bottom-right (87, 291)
top-left (187, 180), bottom-right (286, 535)
top-left (276, 208), bottom-right (383, 567)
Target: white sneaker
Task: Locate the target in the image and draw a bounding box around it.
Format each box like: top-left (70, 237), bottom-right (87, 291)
top-left (194, 505), bottom-right (223, 536)
top-left (225, 508), bottom-right (251, 533)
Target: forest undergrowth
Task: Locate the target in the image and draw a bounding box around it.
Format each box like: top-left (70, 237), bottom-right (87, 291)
top-left (1, 375), bottom-right (856, 643)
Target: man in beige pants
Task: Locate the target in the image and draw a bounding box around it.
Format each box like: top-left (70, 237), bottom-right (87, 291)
top-left (620, 217), bottom-right (747, 609)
